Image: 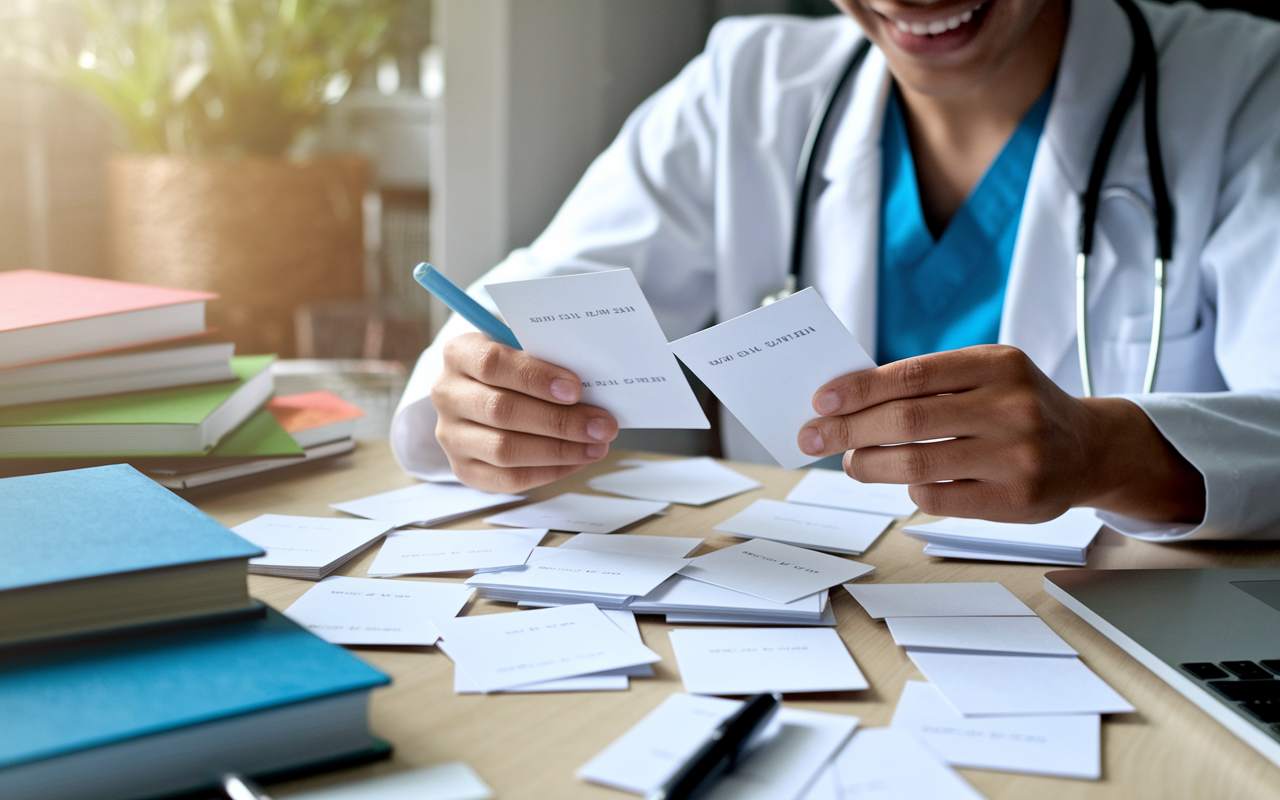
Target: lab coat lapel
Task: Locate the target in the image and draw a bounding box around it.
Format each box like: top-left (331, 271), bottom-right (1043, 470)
top-left (809, 46), bottom-right (891, 358)
top-left (1000, 0), bottom-right (1131, 387)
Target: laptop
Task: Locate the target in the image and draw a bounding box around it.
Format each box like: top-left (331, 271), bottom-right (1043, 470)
top-left (1044, 568), bottom-right (1280, 768)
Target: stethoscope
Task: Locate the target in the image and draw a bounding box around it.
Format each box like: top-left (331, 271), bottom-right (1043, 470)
top-left (769, 0), bottom-right (1173, 397)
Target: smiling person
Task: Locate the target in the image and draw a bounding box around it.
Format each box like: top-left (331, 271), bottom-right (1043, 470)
top-left (393, 0), bottom-right (1280, 542)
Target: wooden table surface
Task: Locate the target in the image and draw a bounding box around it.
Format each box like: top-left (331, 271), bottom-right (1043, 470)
top-left (185, 440), bottom-right (1280, 799)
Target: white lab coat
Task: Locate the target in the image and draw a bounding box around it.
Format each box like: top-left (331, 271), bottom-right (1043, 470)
top-left (393, 0), bottom-right (1280, 542)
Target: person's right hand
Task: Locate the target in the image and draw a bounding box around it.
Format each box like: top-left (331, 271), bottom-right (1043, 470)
top-left (431, 332), bottom-right (619, 493)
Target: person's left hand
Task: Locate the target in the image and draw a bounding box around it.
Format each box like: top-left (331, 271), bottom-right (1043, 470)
top-left (796, 344), bottom-right (1203, 524)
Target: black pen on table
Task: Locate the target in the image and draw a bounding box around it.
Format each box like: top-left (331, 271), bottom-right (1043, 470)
top-left (646, 692), bottom-right (782, 800)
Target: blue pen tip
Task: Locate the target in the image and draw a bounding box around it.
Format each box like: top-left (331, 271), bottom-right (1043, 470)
top-left (413, 262), bottom-right (432, 284)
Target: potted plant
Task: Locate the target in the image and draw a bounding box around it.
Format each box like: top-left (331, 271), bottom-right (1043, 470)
top-left (7, 0), bottom-right (403, 356)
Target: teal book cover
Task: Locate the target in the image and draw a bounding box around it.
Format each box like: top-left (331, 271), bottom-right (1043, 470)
top-left (0, 609), bottom-right (390, 769)
top-left (0, 463), bottom-right (263, 592)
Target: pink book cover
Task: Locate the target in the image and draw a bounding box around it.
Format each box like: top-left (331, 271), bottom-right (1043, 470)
top-left (267, 391), bottom-right (365, 434)
top-left (0, 270), bottom-right (218, 333)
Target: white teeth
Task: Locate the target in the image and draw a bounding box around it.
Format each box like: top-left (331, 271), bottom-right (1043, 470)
top-left (894, 2), bottom-right (983, 36)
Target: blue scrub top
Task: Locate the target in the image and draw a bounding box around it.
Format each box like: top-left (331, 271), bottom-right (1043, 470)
top-left (875, 85), bottom-right (1054, 365)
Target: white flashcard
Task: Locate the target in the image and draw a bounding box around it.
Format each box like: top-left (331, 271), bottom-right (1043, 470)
top-left (922, 542), bottom-right (1087, 566)
top-left (631, 575), bottom-right (830, 620)
top-left (907, 650), bottom-right (1135, 717)
top-left (233, 514), bottom-right (393, 578)
top-left (843, 582), bottom-right (1035, 619)
top-left (559, 532), bottom-right (704, 558)
top-left (786, 469), bottom-right (917, 518)
top-left (331, 482), bottom-right (523, 528)
top-left (714, 498), bottom-right (892, 556)
top-left (680, 538), bottom-right (875, 604)
top-left (466, 547), bottom-right (689, 600)
top-left (796, 765), bottom-right (840, 800)
top-left (669, 627), bottom-right (868, 695)
top-left (891, 681), bottom-right (1101, 779)
top-left (486, 269), bottom-right (709, 429)
top-left (282, 575), bottom-right (473, 646)
top-left (433, 603), bottom-right (660, 693)
top-left (831, 728), bottom-right (985, 800)
top-left (366, 528), bottom-right (548, 576)
top-left (484, 492), bottom-right (668, 533)
top-left (669, 288), bottom-right (876, 470)
top-left (578, 692), bottom-right (858, 800)
top-left (452, 608), bottom-right (648, 693)
top-left (588, 457), bottom-right (761, 505)
top-left (886, 615), bottom-right (1077, 656)
top-left (286, 760), bottom-right (493, 800)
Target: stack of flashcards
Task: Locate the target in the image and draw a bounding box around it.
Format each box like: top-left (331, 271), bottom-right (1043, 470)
top-left (464, 546), bottom-right (689, 608)
top-left (366, 528), bottom-right (549, 576)
top-left (785, 468), bottom-right (918, 519)
top-left (557, 532), bottom-right (704, 559)
top-left (679, 539), bottom-right (875, 604)
top-left (435, 604), bottom-right (660, 694)
top-left (628, 576), bottom-right (835, 626)
top-left (902, 507), bottom-right (1102, 565)
top-left (579, 693), bottom-right (858, 799)
top-left (331, 482), bottom-right (524, 528)
top-left (845, 582), bottom-right (1130, 780)
top-left (588, 457), bottom-right (761, 506)
top-left (232, 514), bottom-right (394, 580)
top-left (713, 498), bottom-right (893, 556)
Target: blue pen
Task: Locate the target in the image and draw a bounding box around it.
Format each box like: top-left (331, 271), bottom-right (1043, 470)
top-left (412, 263), bottom-right (522, 350)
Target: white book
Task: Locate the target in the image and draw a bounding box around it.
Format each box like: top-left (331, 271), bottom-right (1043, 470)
top-left (0, 343), bottom-right (235, 407)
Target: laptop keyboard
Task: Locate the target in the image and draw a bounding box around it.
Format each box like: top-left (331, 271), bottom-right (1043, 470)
top-left (1182, 660), bottom-right (1280, 733)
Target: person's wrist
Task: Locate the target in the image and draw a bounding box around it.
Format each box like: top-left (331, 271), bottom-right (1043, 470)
top-left (1075, 397), bottom-right (1206, 523)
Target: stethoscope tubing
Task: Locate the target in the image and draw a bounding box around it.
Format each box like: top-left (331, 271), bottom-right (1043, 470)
top-left (781, 0), bottom-right (1173, 396)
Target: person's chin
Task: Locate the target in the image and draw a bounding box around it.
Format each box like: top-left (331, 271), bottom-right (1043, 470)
top-left (876, 0), bottom-right (996, 58)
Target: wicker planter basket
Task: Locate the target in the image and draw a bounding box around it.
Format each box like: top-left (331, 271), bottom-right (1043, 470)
top-left (108, 154), bottom-right (370, 357)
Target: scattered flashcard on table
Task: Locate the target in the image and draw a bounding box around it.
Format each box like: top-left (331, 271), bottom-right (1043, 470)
top-left (907, 650), bottom-right (1134, 717)
top-left (714, 498), bottom-right (892, 556)
top-left (891, 681), bottom-right (1101, 779)
top-left (669, 288), bottom-right (876, 470)
top-left (680, 538), bottom-right (875, 604)
top-left (829, 728), bottom-right (986, 800)
top-left (669, 627), bottom-right (868, 695)
top-left (630, 575), bottom-right (830, 625)
top-left (843, 582), bottom-right (1034, 619)
top-left (903, 507), bottom-right (1101, 565)
top-left (285, 760), bottom-right (493, 800)
top-left (886, 615), bottom-right (1077, 656)
top-left (484, 492), bottom-right (668, 533)
top-left (921, 542), bottom-right (1086, 566)
top-left (366, 528), bottom-right (548, 576)
top-left (331, 482), bottom-right (523, 528)
top-left (486, 268), bottom-right (709, 429)
top-left (465, 547), bottom-right (689, 603)
top-left (433, 603), bottom-right (660, 693)
top-left (453, 609), bottom-right (647, 694)
top-left (282, 575), bottom-right (473, 646)
top-left (559, 532), bottom-right (704, 558)
top-left (588, 457), bottom-right (761, 505)
top-left (233, 514), bottom-right (394, 579)
top-left (578, 692), bottom-right (858, 800)
top-left (786, 469), bottom-right (917, 518)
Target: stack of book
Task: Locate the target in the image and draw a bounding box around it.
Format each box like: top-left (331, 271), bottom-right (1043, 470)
top-left (0, 464), bottom-right (391, 799)
top-left (0, 270), bottom-right (363, 486)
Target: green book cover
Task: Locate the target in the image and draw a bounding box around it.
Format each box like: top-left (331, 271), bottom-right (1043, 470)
top-left (0, 355), bottom-right (275, 457)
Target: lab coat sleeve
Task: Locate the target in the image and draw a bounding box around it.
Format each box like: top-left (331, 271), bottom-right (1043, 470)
top-left (1102, 105), bottom-right (1280, 540)
top-left (390, 20), bottom-right (751, 480)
